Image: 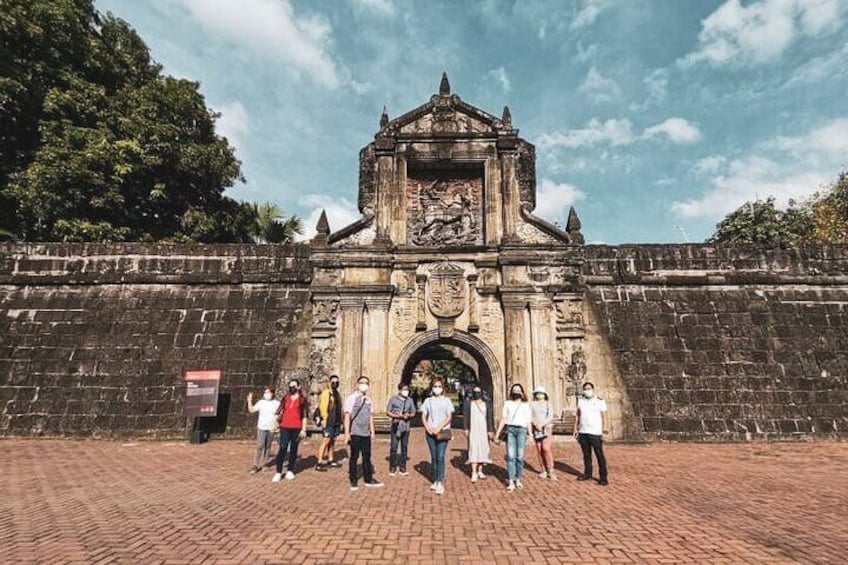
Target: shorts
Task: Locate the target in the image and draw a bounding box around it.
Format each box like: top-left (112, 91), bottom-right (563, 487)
top-left (323, 425), bottom-right (341, 440)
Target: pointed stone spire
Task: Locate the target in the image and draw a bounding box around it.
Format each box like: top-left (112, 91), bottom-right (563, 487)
top-left (380, 106), bottom-right (389, 129)
top-left (565, 206), bottom-right (584, 244)
top-left (502, 105), bottom-right (512, 128)
top-left (439, 71), bottom-right (451, 96)
top-left (314, 209), bottom-right (330, 245)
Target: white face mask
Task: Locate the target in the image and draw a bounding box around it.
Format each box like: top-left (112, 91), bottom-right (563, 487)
top-left (400, 390), bottom-right (410, 398)
top-left (432, 386), bottom-right (443, 395)
top-left (263, 392), bottom-right (273, 401)
top-left (583, 389), bottom-right (594, 399)
top-left (358, 383), bottom-right (369, 393)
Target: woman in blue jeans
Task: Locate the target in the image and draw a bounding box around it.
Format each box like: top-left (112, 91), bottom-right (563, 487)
top-left (421, 378), bottom-right (454, 496)
top-left (495, 383), bottom-right (533, 492)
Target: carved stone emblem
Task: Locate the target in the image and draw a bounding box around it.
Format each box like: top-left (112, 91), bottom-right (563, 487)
top-left (407, 174), bottom-right (482, 246)
top-left (427, 263), bottom-right (466, 318)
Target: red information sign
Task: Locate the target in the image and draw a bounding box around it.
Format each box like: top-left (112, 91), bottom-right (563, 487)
top-left (184, 370), bottom-right (221, 417)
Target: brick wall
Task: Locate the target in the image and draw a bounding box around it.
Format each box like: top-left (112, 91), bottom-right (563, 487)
top-left (585, 244), bottom-right (848, 440)
top-left (0, 243), bottom-right (312, 438)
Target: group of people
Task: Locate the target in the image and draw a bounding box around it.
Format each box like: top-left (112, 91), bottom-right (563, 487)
top-left (247, 375), bottom-right (609, 493)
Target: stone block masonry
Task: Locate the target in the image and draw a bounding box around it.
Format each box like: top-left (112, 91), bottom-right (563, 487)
top-left (585, 244), bottom-right (848, 440)
top-left (0, 243), bottom-right (312, 438)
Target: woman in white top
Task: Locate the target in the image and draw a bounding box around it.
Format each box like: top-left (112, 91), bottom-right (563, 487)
top-left (495, 383), bottom-right (533, 492)
top-left (421, 378), bottom-right (454, 495)
top-left (247, 386), bottom-right (280, 473)
top-left (530, 386), bottom-right (556, 480)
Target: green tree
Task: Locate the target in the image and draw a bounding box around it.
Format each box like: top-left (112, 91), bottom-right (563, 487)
top-left (0, 0), bottom-right (292, 242)
top-left (250, 202), bottom-right (303, 244)
top-left (709, 197), bottom-right (813, 245)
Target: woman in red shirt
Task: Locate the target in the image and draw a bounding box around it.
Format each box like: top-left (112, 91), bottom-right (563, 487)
top-left (272, 379), bottom-right (309, 482)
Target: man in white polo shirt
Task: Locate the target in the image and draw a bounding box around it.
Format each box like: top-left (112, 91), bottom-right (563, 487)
top-left (572, 381), bottom-right (609, 486)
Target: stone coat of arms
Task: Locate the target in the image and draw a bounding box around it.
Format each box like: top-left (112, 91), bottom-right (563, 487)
top-left (427, 263), bottom-right (466, 319)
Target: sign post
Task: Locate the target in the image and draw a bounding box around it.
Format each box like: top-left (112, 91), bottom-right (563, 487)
top-left (184, 370), bottom-right (221, 444)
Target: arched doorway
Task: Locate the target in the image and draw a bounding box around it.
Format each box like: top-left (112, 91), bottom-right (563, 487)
top-left (392, 330), bottom-right (503, 422)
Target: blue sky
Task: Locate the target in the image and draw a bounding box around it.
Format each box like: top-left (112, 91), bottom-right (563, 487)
top-left (95, 0), bottom-right (848, 244)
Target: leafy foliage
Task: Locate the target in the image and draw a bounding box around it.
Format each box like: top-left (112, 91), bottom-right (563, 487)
top-left (0, 0), bottom-right (301, 242)
top-left (250, 202), bottom-right (303, 244)
top-left (709, 172), bottom-right (848, 245)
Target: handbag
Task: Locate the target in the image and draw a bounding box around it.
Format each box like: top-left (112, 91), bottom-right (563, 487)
top-left (436, 429), bottom-right (452, 441)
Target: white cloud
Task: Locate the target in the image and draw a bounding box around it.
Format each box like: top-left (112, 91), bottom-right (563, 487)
top-left (298, 194), bottom-right (361, 240)
top-left (213, 101), bottom-right (249, 154)
top-left (352, 0), bottom-right (396, 17)
top-left (643, 117), bottom-right (703, 144)
top-left (672, 117), bottom-right (848, 219)
top-left (692, 155), bottom-right (727, 176)
top-left (488, 66), bottom-right (511, 92)
top-left (570, 0), bottom-right (610, 29)
top-left (178, 0), bottom-right (340, 88)
top-left (574, 42), bottom-right (599, 63)
top-left (537, 118), bottom-right (635, 149)
top-left (578, 66), bottom-right (621, 103)
top-left (784, 42), bottom-right (848, 87)
top-left (534, 179), bottom-right (586, 222)
top-left (681, 0), bottom-right (845, 67)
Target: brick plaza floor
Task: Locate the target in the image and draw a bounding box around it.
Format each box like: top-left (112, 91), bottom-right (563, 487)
top-left (1, 434), bottom-right (846, 564)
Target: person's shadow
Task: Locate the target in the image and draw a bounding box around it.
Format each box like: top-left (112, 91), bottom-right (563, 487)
top-left (554, 460), bottom-right (581, 476)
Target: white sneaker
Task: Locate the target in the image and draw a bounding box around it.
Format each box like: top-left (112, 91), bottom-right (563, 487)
top-left (539, 470), bottom-right (549, 478)
top-left (284, 471), bottom-right (295, 480)
top-left (471, 473), bottom-right (478, 483)
top-left (477, 471), bottom-right (487, 480)
top-left (429, 482), bottom-right (438, 491)
top-left (506, 481), bottom-right (515, 492)
top-left (271, 473), bottom-right (282, 483)
top-left (435, 482), bottom-right (445, 495)
top-left (516, 480), bottom-right (524, 490)
top-left (549, 471), bottom-right (558, 481)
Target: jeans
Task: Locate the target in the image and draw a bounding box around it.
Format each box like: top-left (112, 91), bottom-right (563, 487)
top-left (254, 429), bottom-right (274, 468)
top-left (389, 429), bottom-right (409, 471)
top-left (425, 433), bottom-right (449, 482)
top-left (275, 427), bottom-right (301, 473)
top-left (506, 425), bottom-right (527, 481)
top-left (348, 435), bottom-right (374, 484)
top-left (578, 433), bottom-right (608, 480)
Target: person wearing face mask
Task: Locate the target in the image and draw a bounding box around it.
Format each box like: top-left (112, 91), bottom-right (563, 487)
top-left (462, 382), bottom-right (493, 483)
top-left (315, 375), bottom-right (343, 472)
top-left (573, 382), bottom-right (609, 486)
top-left (247, 386), bottom-right (280, 474)
top-left (531, 386), bottom-right (556, 480)
top-left (344, 376), bottom-right (384, 491)
top-left (272, 379), bottom-right (309, 482)
top-left (421, 378), bottom-right (454, 495)
top-left (495, 383), bottom-right (533, 492)
top-left (386, 382), bottom-right (417, 476)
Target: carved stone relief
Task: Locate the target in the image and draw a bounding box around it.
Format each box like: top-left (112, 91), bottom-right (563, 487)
top-left (427, 262), bottom-right (466, 319)
top-left (407, 173), bottom-right (483, 246)
top-left (313, 299), bottom-right (339, 329)
top-left (308, 339), bottom-right (337, 381)
top-left (555, 298), bottom-right (585, 337)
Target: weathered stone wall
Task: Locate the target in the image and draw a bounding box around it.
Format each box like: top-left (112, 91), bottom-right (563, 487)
top-left (0, 243), bottom-right (311, 438)
top-left (585, 244), bottom-right (848, 440)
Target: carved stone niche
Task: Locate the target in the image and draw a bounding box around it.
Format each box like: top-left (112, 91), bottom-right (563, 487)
top-left (312, 298), bottom-right (339, 335)
top-left (406, 165), bottom-right (484, 247)
top-left (555, 294), bottom-right (584, 338)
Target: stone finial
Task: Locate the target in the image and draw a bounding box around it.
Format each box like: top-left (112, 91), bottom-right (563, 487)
top-left (316, 209), bottom-right (330, 235)
top-left (502, 105), bottom-right (512, 128)
top-left (439, 71), bottom-right (451, 96)
top-left (565, 206), bottom-right (584, 244)
top-left (380, 106), bottom-right (389, 129)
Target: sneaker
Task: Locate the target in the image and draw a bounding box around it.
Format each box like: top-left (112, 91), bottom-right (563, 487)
top-left (328, 461), bottom-right (342, 468)
top-left (364, 480), bottom-right (384, 488)
top-left (471, 473), bottom-right (478, 483)
top-left (506, 481), bottom-right (515, 492)
top-left (388, 468), bottom-right (397, 477)
top-left (577, 474), bottom-right (592, 481)
top-left (271, 473), bottom-right (282, 483)
top-left (477, 471), bottom-right (487, 480)
top-left (516, 480), bottom-right (524, 490)
top-left (399, 469), bottom-right (409, 476)
top-left (539, 470), bottom-right (548, 478)
top-left (599, 478), bottom-right (609, 486)
top-left (350, 482), bottom-right (359, 491)
top-left (250, 466), bottom-right (261, 474)
top-left (429, 482), bottom-right (438, 491)
top-left (316, 463), bottom-right (327, 472)
top-left (549, 471), bottom-right (558, 481)
top-left (435, 482), bottom-right (445, 495)
top-left (284, 471), bottom-right (295, 480)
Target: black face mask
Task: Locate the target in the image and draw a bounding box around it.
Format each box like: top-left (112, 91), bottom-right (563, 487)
top-left (511, 392), bottom-right (522, 400)
top-left (330, 382), bottom-right (339, 389)
top-left (471, 391), bottom-right (482, 400)
top-left (289, 386), bottom-right (298, 394)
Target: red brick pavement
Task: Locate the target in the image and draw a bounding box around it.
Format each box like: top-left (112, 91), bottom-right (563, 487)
top-left (1, 433), bottom-right (846, 564)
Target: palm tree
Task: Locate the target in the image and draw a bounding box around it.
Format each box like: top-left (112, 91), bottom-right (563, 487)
top-left (251, 202), bottom-right (303, 244)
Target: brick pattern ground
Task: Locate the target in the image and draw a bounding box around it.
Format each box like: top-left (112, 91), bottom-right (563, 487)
top-left (1, 435), bottom-right (846, 564)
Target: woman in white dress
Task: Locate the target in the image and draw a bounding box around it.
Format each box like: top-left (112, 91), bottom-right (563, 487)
top-left (463, 383), bottom-right (493, 482)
